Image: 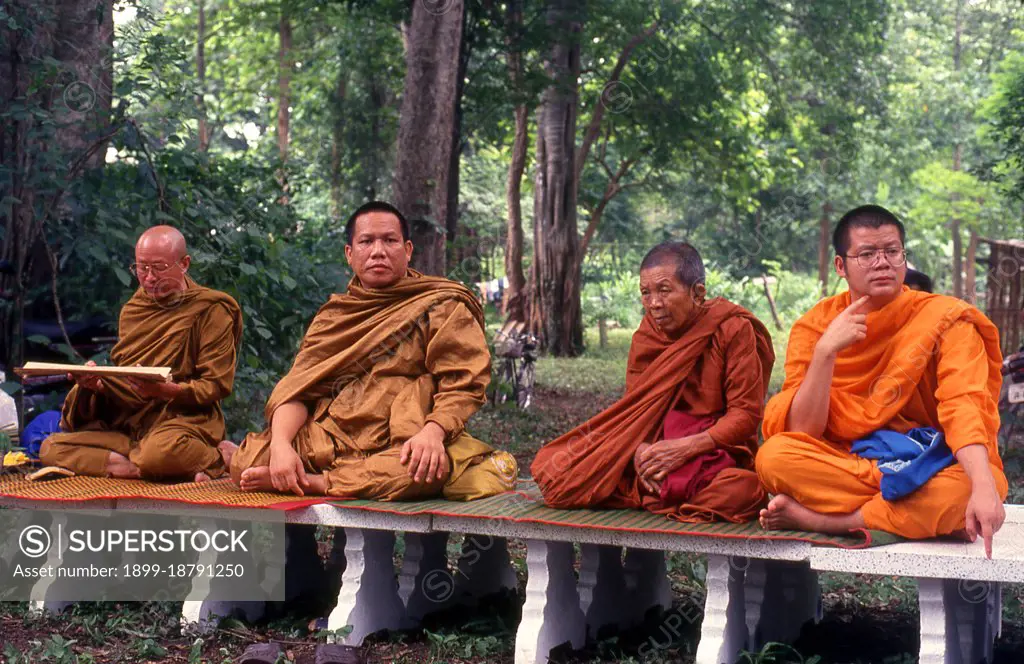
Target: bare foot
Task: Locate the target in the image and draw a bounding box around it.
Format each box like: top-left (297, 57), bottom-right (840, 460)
top-left (218, 440), bottom-right (238, 469)
top-left (106, 452), bottom-right (141, 479)
top-left (759, 495), bottom-right (826, 531)
top-left (239, 466), bottom-right (275, 492)
top-left (194, 472), bottom-right (212, 483)
top-left (759, 495), bottom-right (864, 535)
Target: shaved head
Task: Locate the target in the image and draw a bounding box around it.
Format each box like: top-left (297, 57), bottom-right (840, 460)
top-left (133, 226), bottom-right (191, 299)
top-left (136, 225), bottom-right (187, 258)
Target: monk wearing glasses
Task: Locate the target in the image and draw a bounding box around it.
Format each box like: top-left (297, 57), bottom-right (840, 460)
top-left (757, 205), bottom-right (1007, 556)
top-left (40, 226), bottom-right (243, 482)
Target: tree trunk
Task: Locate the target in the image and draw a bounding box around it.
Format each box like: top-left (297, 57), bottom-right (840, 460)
top-left (330, 70), bottom-right (348, 222)
top-left (276, 6), bottom-right (292, 203)
top-left (0, 0), bottom-right (113, 369)
top-left (965, 228), bottom-right (978, 305)
top-left (445, 4), bottom-right (474, 273)
top-left (196, 0), bottom-right (209, 152)
top-left (950, 0), bottom-right (964, 299)
top-left (502, 0), bottom-right (528, 322)
top-left (818, 199), bottom-right (832, 297)
top-left (364, 79), bottom-right (386, 200)
top-left (533, 0), bottom-right (583, 356)
top-left (392, 0), bottom-right (465, 276)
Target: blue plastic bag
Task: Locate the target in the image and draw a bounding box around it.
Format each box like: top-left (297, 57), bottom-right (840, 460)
top-left (22, 410), bottom-right (62, 458)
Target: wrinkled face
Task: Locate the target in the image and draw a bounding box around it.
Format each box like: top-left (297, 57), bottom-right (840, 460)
top-left (344, 211), bottom-right (413, 288)
top-left (639, 265), bottom-right (706, 337)
top-left (835, 225), bottom-right (907, 304)
top-left (134, 240), bottom-right (189, 298)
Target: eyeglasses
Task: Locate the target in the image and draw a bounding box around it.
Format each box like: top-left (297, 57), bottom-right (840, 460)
top-left (844, 248), bottom-right (909, 268)
top-left (129, 261), bottom-right (182, 277)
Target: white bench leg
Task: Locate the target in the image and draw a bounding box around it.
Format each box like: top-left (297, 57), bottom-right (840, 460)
top-left (695, 554), bottom-right (746, 664)
top-left (623, 548), bottom-right (672, 621)
top-left (578, 544), bottom-right (626, 637)
top-left (455, 534), bottom-right (518, 601)
top-left (180, 518), bottom-right (267, 634)
top-left (326, 528), bottom-right (404, 645)
top-left (515, 539), bottom-right (585, 664)
top-left (919, 578), bottom-right (1001, 664)
top-left (27, 512), bottom-right (73, 616)
top-left (398, 531), bottom-right (451, 625)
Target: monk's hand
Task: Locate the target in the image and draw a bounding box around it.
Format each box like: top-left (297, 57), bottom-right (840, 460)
top-left (633, 443), bottom-right (659, 495)
top-left (125, 364), bottom-right (183, 401)
top-left (400, 422), bottom-right (449, 484)
top-left (269, 441), bottom-right (310, 496)
top-left (72, 360), bottom-right (104, 392)
top-left (965, 482), bottom-right (1005, 560)
top-left (817, 295), bottom-right (869, 356)
top-left (638, 435), bottom-right (714, 480)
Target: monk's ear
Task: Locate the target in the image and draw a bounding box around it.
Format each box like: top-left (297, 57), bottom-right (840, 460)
top-left (404, 239), bottom-right (413, 262)
top-left (179, 254), bottom-right (191, 273)
top-left (344, 243), bottom-right (353, 266)
top-left (691, 281), bottom-right (707, 302)
top-left (834, 254), bottom-right (847, 279)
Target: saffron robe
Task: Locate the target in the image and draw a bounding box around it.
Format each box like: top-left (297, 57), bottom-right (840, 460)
top-left (230, 270), bottom-right (517, 501)
top-left (40, 278), bottom-right (243, 479)
top-left (757, 287), bottom-right (1008, 539)
top-left (531, 299), bottom-right (774, 523)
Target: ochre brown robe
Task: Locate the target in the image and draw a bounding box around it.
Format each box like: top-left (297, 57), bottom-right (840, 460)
top-left (40, 278), bottom-right (242, 479)
top-left (230, 270), bottom-right (517, 501)
top-left (531, 299), bottom-right (774, 523)
top-left (757, 287), bottom-right (1007, 539)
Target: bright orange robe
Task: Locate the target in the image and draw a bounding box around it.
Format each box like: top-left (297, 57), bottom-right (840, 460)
top-left (757, 287), bottom-right (1007, 538)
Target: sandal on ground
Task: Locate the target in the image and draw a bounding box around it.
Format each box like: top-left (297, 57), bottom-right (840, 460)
top-left (238, 642), bottom-right (284, 664)
top-left (314, 643), bottom-right (363, 664)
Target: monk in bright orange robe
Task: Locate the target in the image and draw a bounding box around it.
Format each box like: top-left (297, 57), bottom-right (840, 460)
top-left (40, 226), bottom-right (242, 482)
top-left (757, 205), bottom-right (1007, 553)
top-left (531, 242), bottom-right (773, 523)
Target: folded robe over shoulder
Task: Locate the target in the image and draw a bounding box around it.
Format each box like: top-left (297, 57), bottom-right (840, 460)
top-left (531, 299), bottom-right (774, 522)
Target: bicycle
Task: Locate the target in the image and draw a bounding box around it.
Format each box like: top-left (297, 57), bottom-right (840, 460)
top-left (491, 320), bottom-right (539, 409)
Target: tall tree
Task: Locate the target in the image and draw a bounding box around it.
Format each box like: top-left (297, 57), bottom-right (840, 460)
top-left (392, 0), bottom-right (465, 275)
top-left (196, 0), bottom-right (210, 151)
top-left (533, 0), bottom-right (583, 356)
top-left (276, 2), bottom-right (293, 203)
top-left (503, 0), bottom-right (529, 322)
top-left (0, 0), bottom-right (114, 368)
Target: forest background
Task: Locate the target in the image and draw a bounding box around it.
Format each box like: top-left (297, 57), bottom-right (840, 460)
top-left (2, 0), bottom-right (1024, 439)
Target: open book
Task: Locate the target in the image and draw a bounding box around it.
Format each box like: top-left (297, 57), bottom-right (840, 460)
top-left (15, 362), bottom-right (172, 383)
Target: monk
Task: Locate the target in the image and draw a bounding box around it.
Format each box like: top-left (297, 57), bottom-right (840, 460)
top-left (530, 242), bottom-right (774, 523)
top-left (231, 201), bottom-right (517, 501)
top-left (40, 226), bottom-right (243, 482)
top-left (757, 205), bottom-right (1007, 555)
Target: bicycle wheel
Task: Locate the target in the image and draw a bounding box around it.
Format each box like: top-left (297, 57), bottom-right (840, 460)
top-left (516, 361), bottom-right (535, 409)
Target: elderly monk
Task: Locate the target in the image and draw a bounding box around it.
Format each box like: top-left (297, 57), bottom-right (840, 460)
top-left (757, 205), bottom-right (1007, 555)
top-left (231, 201), bottom-right (517, 500)
top-left (40, 226), bottom-right (243, 482)
top-left (530, 242), bottom-right (774, 523)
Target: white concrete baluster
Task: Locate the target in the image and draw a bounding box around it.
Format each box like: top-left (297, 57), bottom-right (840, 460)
top-left (398, 531), bottom-right (451, 625)
top-left (695, 554), bottom-right (746, 664)
top-left (514, 539), bottom-right (585, 664)
top-left (918, 577), bottom-right (955, 664)
top-left (326, 528), bottom-right (404, 645)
